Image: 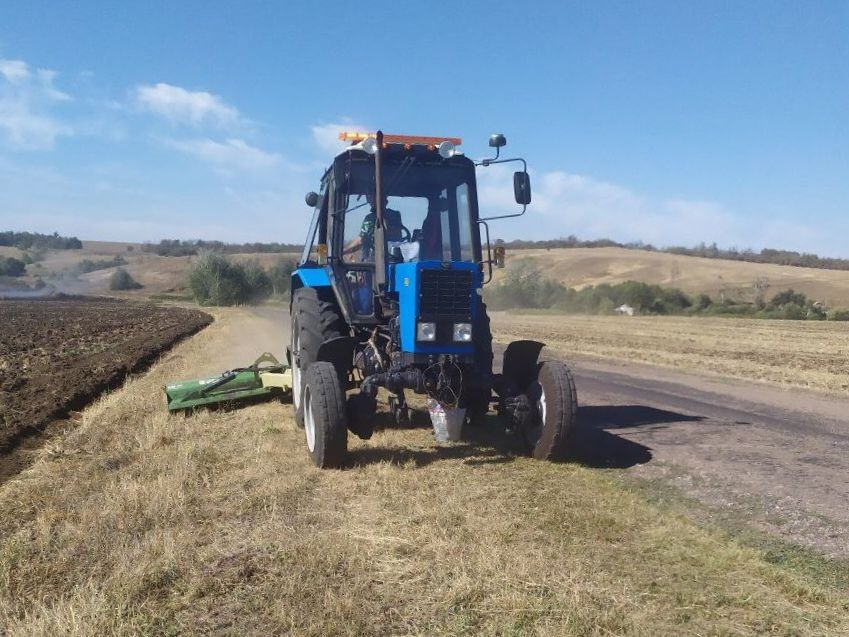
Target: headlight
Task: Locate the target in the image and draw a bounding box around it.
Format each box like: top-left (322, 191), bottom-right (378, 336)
top-left (417, 322), bottom-right (436, 342)
top-left (453, 323), bottom-right (472, 342)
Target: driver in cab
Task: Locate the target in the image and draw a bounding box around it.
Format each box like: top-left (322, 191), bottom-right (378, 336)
top-left (343, 193), bottom-right (403, 262)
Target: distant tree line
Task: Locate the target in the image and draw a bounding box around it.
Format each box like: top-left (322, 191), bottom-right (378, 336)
top-left (0, 231), bottom-right (82, 250)
top-left (143, 239), bottom-right (301, 257)
top-left (486, 263), bottom-right (849, 321)
top-left (497, 235), bottom-right (849, 272)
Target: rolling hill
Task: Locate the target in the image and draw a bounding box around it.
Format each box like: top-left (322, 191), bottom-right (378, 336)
top-left (5, 241), bottom-right (849, 307)
top-left (494, 247), bottom-right (849, 307)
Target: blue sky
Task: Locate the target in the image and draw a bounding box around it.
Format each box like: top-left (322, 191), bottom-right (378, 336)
top-left (1, 1), bottom-right (847, 255)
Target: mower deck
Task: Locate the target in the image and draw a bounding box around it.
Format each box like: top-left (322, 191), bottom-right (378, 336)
top-left (164, 352), bottom-right (292, 412)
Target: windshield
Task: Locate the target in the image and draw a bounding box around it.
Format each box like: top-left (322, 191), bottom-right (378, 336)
top-left (337, 158), bottom-right (476, 264)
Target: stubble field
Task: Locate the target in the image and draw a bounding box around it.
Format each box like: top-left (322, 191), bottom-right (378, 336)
top-left (490, 312), bottom-right (849, 394)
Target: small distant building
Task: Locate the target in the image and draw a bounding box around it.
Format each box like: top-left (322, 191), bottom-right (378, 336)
top-left (616, 304), bottom-right (635, 316)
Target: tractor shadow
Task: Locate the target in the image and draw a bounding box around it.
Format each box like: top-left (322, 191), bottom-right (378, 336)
top-left (349, 405), bottom-right (702, 470)
top-left (574, 405), bottom-right (704, 469)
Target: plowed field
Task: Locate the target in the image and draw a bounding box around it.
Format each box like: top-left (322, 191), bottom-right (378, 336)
top-left (0, 297), bottom-right (211, 453)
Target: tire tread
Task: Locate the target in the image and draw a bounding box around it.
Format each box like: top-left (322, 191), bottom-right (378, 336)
top-left (305, 361), bottom-right (348, 468)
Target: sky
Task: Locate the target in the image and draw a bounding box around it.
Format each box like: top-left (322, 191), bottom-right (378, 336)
top-left (0, 1), bottom-right (847, 255)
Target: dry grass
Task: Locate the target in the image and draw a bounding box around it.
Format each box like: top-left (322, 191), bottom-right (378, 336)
top-left (495, 247), bottom-right (849, 307)
top-left (492, 312), bottom-right (849, 394)
top-left (1, 308), bottom-right (848, 635)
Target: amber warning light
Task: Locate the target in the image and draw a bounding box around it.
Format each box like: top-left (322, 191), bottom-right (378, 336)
top-left (338, 131), bottom-right (462, 146)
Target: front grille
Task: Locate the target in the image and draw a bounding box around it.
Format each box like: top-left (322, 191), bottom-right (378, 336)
top-left (418, 268), bottom-right (473, 321)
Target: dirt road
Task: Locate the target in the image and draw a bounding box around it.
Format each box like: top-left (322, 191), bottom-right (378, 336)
top-left (258, 305), bottom-right (849, 557)
top-left (546, 354), bottom-right (849, 558)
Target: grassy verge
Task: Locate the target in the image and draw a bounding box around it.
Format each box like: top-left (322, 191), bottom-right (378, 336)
top-left (622, 466), bottom-right (849, 593)
top-left (0, 309), bottom-right (847, 635)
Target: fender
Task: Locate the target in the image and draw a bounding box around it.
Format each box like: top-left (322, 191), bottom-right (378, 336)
top-left (316, 336), bottom-right (356, 372)
top-left (292, 266), bottom-right (331, 289)
top-left (501, 340), bottom-right (545, 390)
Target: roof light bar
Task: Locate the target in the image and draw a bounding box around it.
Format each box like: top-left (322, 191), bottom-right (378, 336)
top-left (339, 131), bottom-right (462, 147)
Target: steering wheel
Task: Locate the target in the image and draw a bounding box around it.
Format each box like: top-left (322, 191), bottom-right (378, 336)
top-left (400, 225), bottom-right (411, 242)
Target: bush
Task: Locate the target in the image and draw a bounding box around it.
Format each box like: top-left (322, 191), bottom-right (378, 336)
top-left (487, 265), bottom-right (696, 315)
top-left (775, 303), bottom-right (806, 320)
top-left (187, 252), bottom-right (273, 306)
top-left (695, 294), bottom-right (713, 311)
top-left (78, 255), bottom-right (126, 274)
top-left (0, 257), bottom-right (26, 276)
top-left (242, 261), bottom-right (273, 299)
top-left (769, 289), bottom-right (807, 308)
top-left (487, 262), bottom-right (569, 309)
top-left (828, 309), bottom-right (849, 321)
top-left (268, 257), bottom-right (297, 296)
top-left (485, 268), bottom-right (831, 322)
top-left (109, 268), bottom-right (142, 290)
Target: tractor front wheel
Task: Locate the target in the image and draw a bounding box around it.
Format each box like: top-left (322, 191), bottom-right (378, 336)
top-left (290, 287), bottom-right (346, 427)
top-left (521, 361), bottom-right (578, 461)
top-left (303, 361), bottom-right (348, 468)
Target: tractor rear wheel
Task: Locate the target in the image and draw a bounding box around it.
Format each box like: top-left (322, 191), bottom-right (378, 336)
top-left (303, 361), bottom-right (348, 468)
top-left (522, 361), bottom-right (578, 461)
top-left (291, 287), bottom-right (347, 427)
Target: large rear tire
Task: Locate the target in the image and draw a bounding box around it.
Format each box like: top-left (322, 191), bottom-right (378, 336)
top-left (523, 361), bottom-right (578, 461)
top-left (290, 287), bottom-right (347, 427)
top-left (303, 361), bottom-right (348, 468)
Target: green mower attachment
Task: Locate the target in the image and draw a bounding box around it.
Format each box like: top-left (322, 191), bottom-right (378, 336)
top-left (164, 352), bottom-right (292, 412)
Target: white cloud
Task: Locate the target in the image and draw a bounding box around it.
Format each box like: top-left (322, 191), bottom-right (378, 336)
top-left (164, 137), bottom-right (282, 173)
top-left (135, 83), bottom-right (243, 128)
top-left (36, 69), bottom-right (71, 102)
top-left (0, 58), bottom-right (72, 149)
top-left (311, 119), bottom-right (369, 155)
top-left (0, 60), bottom-right (29, 84)
top-left (476, 165), bottom-right (809, 251)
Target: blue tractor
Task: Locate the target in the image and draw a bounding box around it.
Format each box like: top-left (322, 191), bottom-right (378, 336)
top-left (290, 131), bottom-right (577, 468)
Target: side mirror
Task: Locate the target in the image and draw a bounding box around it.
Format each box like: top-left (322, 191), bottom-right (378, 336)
top-left (489, 133), bottom-right (507, 148)
top-left (305, 191), bottom-right (320, 207)
top-left (494, 245), bottom-right (506, 269)
top-left (513, 171), bottom-right (531, 205)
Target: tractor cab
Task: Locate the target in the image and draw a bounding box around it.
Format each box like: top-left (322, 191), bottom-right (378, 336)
top-left (301, 136), bottom-right (482, 312)
top-left (299, 133), bottom-right (526, 343)
top-left (291, 131), bottom-right (577, 469)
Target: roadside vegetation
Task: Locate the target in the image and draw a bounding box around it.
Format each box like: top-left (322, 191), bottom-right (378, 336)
top-left (187, 252), bottom-right (295, 305)
top-left (499, 234), bottom-right (849, 271)
top-left (1, 308), bottom-right (847, 634)
top-left (487, 263), bottom-right (849, 320)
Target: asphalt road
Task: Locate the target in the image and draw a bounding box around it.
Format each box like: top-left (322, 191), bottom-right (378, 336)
top-left (265, 306), bottom-right (849, 557)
